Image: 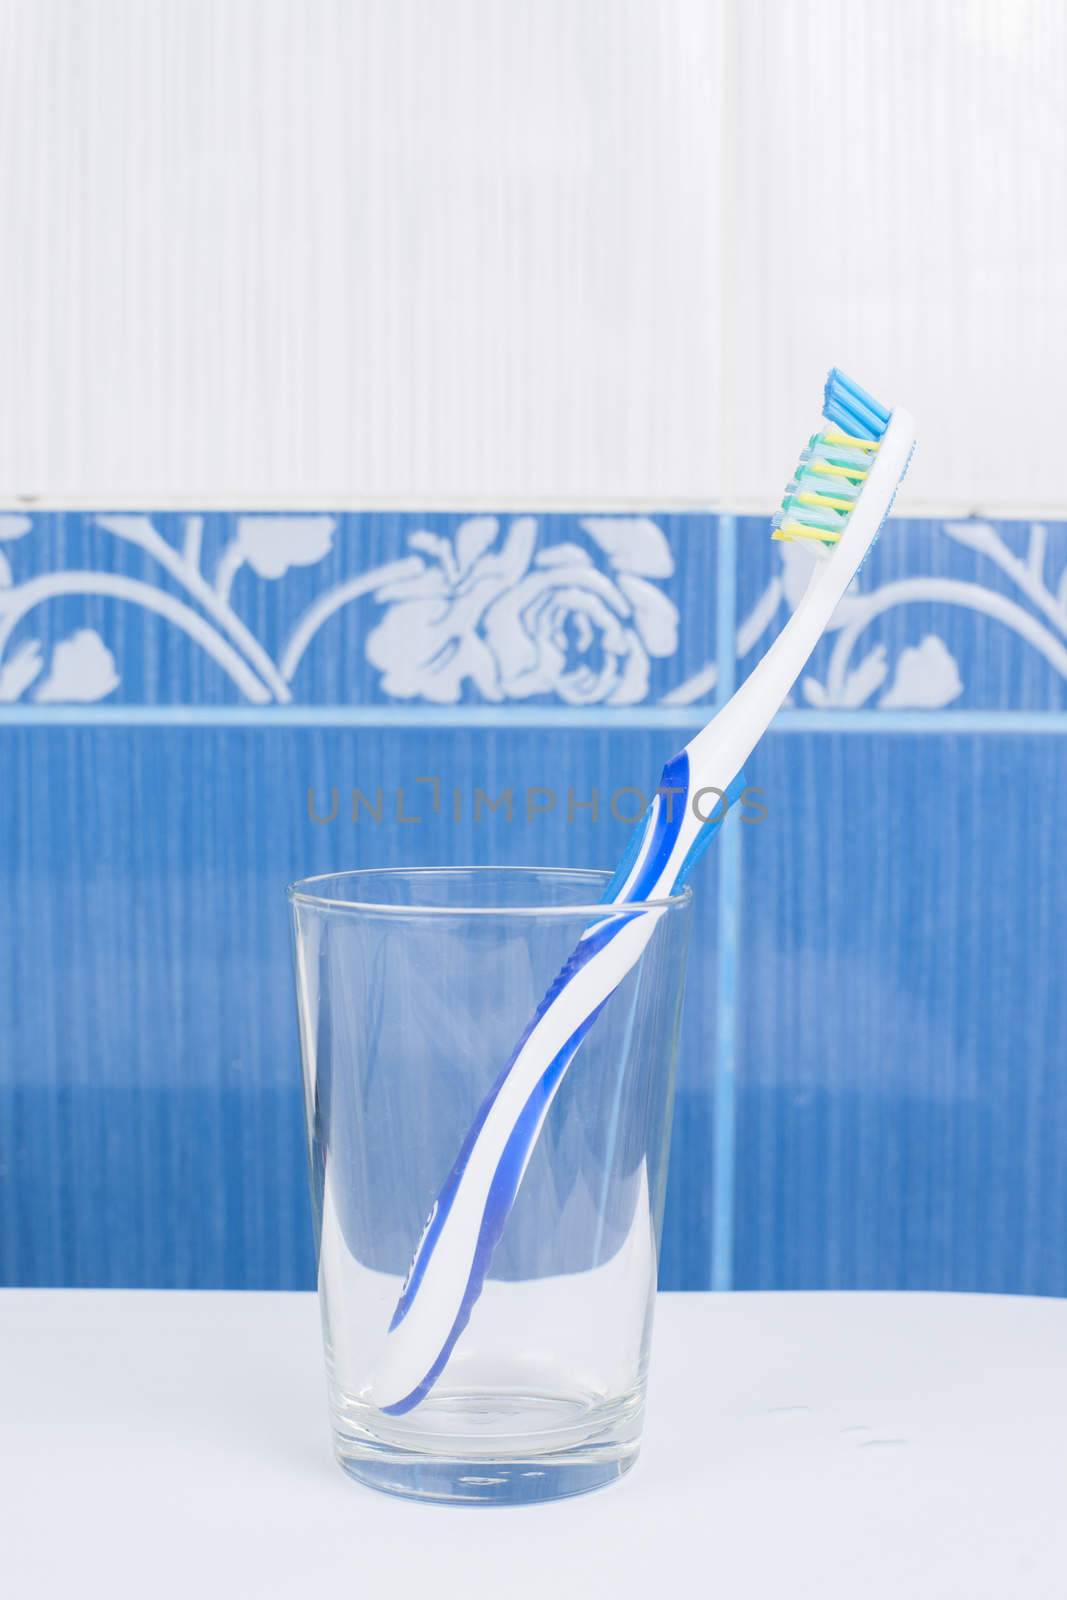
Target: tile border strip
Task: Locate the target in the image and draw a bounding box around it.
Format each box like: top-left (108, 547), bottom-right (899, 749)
top-left (2, 706), bottom-right (1067, 732)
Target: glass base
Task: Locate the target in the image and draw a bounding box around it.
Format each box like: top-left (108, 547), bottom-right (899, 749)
top-left (336, 1442), bottom-right (639, 1505)
top-left (331, 1381), bottom-right (644, 1505)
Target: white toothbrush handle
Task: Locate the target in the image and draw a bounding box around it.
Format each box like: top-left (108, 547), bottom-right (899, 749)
top-left (369, 750), bottom-right (741, 1414)
top-left (369, 907), bottom-right (663, 1412)
top-left (369, 401), bottom-right (916, 1414)
top-left (685, 407), bottom-right (915, 786)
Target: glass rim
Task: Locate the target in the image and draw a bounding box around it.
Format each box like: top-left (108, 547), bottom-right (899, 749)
top-left (286, 864), bottom-right (693, 918)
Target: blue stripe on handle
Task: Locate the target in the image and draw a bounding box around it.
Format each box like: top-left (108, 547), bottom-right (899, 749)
top-left (387, 909), bottom-right (640, 1333)
top-left (598, 799), bottom-right (656, 905)
top-left (602, 753), bottom-right (746, 899)
top-left (673, 769), bottom-right (746, 888)
top-left (384, 744), bottom-right (746, 1402)
top-left (597, 749), bottom-right (692, 908)
top-left (381, 992), bottom-right (613, 1415)
top-left (628, 749), bottom-right (690, 898)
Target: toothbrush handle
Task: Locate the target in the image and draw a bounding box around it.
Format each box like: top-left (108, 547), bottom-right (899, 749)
top-left (370, 405), bottom-right (916, 1413)
top-left (686, 406), bottom-right (915, 787)
top-left (369, 765), bottom-right (742, 1413)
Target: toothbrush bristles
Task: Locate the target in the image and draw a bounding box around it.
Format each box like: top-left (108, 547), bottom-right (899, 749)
top-left (772, 368), bottom-right (890, 550)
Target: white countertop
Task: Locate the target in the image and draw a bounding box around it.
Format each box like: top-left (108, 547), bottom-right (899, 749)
top-left (3, 1289), bottom-right (1065, 1598)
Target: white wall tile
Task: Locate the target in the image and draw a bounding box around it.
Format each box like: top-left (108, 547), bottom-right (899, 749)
top-left (0, 0), bottom-right (723, 503)
top-left (724, 0), bottom-right (1067, 511)
top-left (0, 1), bottom-right (1063, 510)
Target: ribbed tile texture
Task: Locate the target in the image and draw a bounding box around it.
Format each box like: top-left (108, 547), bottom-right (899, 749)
top-left (735, 732), bottom-right (1067, 1293)
top-left (736, 515), bottom-right (1067, 712)
top-left (2, 510), bottom-right (1066, 1293)
top-left (0, 724), bottom-right (719, 1289)
top-left (0, 0), bottom-right (721, 501)
top-left (4, 2), bottom-right (1066, 508)
top-left (0, 511), bottom-right (719, 708)
top-left (725, 0), bottom-right (1067, 509)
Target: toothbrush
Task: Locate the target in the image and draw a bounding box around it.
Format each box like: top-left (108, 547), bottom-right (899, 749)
top-left (370, 368), bottom-right (916, 1414)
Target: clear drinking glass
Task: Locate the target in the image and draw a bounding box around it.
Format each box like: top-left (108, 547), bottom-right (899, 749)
top-left (288, 866), bottom-right (692, 1505)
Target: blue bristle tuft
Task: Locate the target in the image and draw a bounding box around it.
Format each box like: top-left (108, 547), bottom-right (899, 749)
top-left (823, 367), bottom-right (890, 441)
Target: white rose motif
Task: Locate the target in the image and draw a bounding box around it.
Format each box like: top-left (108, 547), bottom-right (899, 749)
top-left (0, 640), bottom-right (43, 702)
top-left (365, 516), bottom-right (678, 705)
top-left (879, 635), bottom-right (963, 709)
top-left (235, 516), bottom-right (335, 580)
top-left (0, 513), bottom-right (32, 590)
top-left (34, 629), bottom-right (120, 703)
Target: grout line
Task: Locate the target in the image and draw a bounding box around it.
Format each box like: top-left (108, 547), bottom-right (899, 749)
top-left (717, 0), bottom-right (740, 512)
top-left (715, 519), bottom-right (738, 706)
top-left (1, 498), bottom-right (1065, 519)
top-left (769, 710), bottom-right (1067, 735)
top-left (710, 514), bottom-right (741, 1292)
top-left (1, 706), bottom-right (1065, 732)
top-left (0, 705), bottom-right (720, 729)
top-left (711, 814), bottom-right (742, 1291)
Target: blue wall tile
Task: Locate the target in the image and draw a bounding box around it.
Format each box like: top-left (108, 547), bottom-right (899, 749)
top-left (0, 723), bottom-right (721, 1289)
top-left (737, 515), bottom-right (1067, 712)
top-left (0, 510), bottom-right (717, 708)
top-left (2, 506), bottom-right (1065, 1297)
top-left (734, 731), bottom-right (1067, 1295)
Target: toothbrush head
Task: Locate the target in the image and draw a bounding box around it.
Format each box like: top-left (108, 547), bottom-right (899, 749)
top-left (772, 368), bottom-right (894, 555)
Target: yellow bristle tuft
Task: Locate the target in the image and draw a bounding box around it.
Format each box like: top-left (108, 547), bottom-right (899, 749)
top-left (823, 426), bottom-right (880, 452)
top-left (795, 491), bottom-right (856, 513)
top-left (811, 460), bottom-right (867, 482)
top-left (773, 524), bottom-right (842, 545)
